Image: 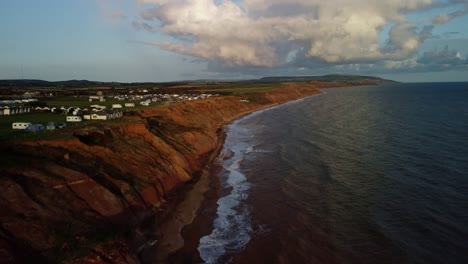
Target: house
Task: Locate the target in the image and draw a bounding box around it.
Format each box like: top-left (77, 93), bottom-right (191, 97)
top-left (112, 104), bottom-right (122, 109)
top-left (140, 100), bottom-right (150, 106)
top-left (66, 116), bottom-right (83, 122)
top-left (125, 103), bottom-right (135, 107)
top-left (91, 112), bottom-right (108, 120)
top-left (89, 95), bottom-right (104, 102)
top-left (0, 107), bottom-right (6, 116)
top-left (12, 122), bottom-right (32, 130)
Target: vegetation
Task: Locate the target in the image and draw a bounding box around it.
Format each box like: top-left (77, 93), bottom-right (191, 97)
top-left (171, 82), bottom-right (281, 95)
top-left (0, 74), bottom-right (392, 140)
top-left (259, 74), bottom-right (393, 83)
top-left (43, 96), bottom-right (146, 109)
top-left (0, 112), bottom-right (94, 140)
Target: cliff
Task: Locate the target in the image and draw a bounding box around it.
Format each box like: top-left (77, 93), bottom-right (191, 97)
top-left (0, 82), bottom-right (342, 263)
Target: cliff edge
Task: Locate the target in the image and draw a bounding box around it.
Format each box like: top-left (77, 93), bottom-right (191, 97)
top-left (0, 82), bottom-right (345, 263)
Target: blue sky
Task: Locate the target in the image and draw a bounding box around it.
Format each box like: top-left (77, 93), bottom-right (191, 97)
top-left (1, 0), bottom-right (467, 82)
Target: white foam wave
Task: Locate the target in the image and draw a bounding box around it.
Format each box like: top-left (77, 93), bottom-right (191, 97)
top-left (198, 125), bottom-right (253, 263)
top-left (198, 93), bottom-right (323, 263)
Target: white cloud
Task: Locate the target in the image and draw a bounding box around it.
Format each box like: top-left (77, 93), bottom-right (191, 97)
top-left (127, 0), bottom-right (468, 69)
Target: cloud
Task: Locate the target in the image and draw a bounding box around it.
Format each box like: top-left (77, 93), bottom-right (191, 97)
top-left (132, 21), bottom-right (157, 33)
top-left (432, 3), bottom-right (468, 24)
top-left (126, 0), bottom-right (468, 73)
top-left (417, 46), bottom-right (467, 66)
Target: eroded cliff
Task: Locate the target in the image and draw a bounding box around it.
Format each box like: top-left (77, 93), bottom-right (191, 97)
top-left (0, 82), bottom-right (337, 263)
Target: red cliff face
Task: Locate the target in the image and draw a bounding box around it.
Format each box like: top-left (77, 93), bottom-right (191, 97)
top-left (0, 83), bottom-right (328, 262)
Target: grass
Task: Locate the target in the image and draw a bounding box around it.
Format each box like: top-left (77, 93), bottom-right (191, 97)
top-left (0, 82), bottom-right (282, 141)
top-left (0, 95), bottom-right (163, 140)
top-left (0, 112), bottom-right (97, 141)
top-left (44, 97), bottom-right (139, 109)
top-left (0, 112), bottom-right (65, 139)
top-left (194, 83), bottom-right (281, 95)
top-left (160, 82), bottom-right (281, 95)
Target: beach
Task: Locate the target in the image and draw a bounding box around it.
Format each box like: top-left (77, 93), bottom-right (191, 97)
top-left (146, 93), bottom-right (327, 263)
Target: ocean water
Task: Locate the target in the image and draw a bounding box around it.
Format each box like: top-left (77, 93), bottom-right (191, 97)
top-left (198, 83), bottom-right (468, 264)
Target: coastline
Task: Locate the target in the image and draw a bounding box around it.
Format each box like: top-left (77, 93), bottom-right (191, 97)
top-left (152, 92), bottom-right (327, 263)
top-left (139, 102), bottom-right (280, 263)
top-left (0, 81), bottom-right (372, 263)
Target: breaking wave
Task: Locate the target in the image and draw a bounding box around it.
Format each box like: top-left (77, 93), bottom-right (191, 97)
top-left (198, 93), bottom-right (324, 263)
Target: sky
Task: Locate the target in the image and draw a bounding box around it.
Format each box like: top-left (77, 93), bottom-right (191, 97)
top-left (1, 0), bottom-right (468, 82)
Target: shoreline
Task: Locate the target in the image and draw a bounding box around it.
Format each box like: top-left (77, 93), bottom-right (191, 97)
top-left (0, 81), bottom-right (383, 263)
top-left (139, 103), bottom-right (279, 263)
top-left (151, 92), bottom-right (326, 263)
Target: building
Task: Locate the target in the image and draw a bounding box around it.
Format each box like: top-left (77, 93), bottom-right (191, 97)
top-left (3, 107), bottom-right (11, 115)
top-left (125, 103), bottom-right (135, 107)
top-left (90, 110), bottom-right (123, 120)
top-left (12, 122), bottom-right (32, 130)
top-left (89, 95), bottom-right (104, 102)
top-left (112, 104), bottom-right (123, 109)
top-left (2, 106), bottom-right (31, 115)
top-left (91, 112), bottom-right (108, 120)
top-left (66, 116), bottom-right (83, 122)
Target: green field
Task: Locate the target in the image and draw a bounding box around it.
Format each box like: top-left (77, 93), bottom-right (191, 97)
top-left (0, 101), bottom-right (164, 141)
top-left (174, 82), bottom-right (281, 95)
top-left (0, 82), bottom-right (282, 140)
top-left (0, 112), bottom-right (94, 140)
top-left (44, 97), bottom-right (139, 109)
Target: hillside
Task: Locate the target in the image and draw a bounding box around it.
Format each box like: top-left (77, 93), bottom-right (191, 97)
top-left (0, 75), bottom-right (394, 89)
top-left (260, 74), bottom-right (394, 83)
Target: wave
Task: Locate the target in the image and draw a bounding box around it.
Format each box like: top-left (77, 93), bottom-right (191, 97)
top-left (198, 92), bottom-right (324, 263)
top-left (198, 125), bottom-right (253, 264)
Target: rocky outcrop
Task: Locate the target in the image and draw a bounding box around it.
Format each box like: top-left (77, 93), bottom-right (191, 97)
top-left (0, 82), bottom-right (346, 263)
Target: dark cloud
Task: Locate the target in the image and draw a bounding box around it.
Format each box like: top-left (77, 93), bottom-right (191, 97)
top-left (131, 21), bottom-right (156, 33)
top-left (417, 46), bottom-right (467, 65)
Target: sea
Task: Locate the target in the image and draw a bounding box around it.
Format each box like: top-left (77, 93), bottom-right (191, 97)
top-left (197, 82), bottom-right (468, 264)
